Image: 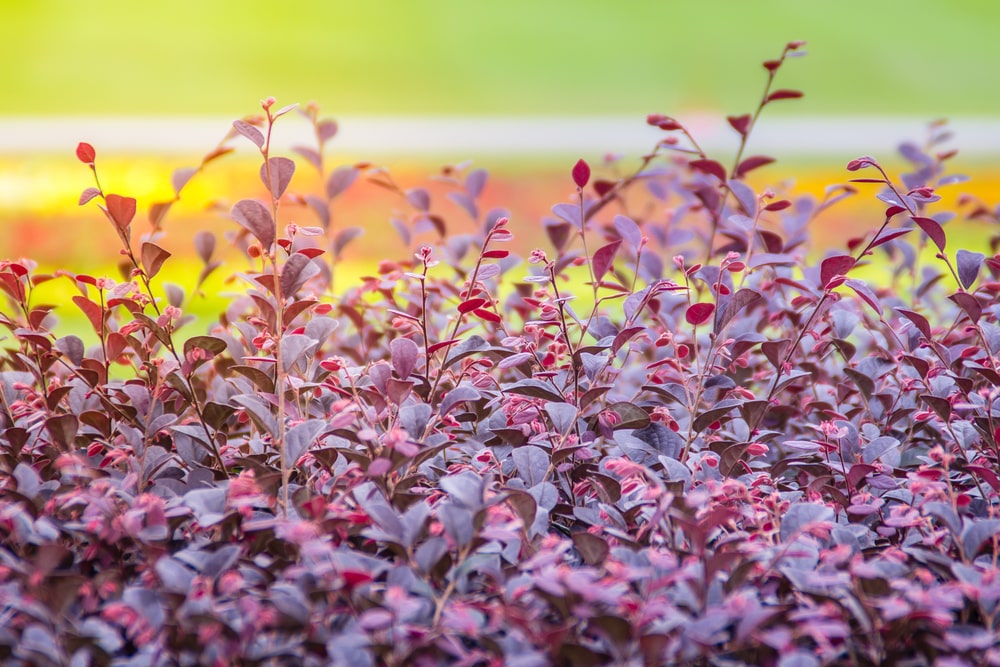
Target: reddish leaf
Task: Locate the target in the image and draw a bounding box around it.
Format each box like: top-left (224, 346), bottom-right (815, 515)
top-left (105, 194), bottom-right (136, 229)
top-left (846, 156), bottom-right (879, 172)
top-left (592, 239), bottom-right (622, 282)
top-left (912, 216), bottom-right (947, 251)
top-left (593, 179), bottom-right (616, 197)
top-left (148, 201), bottom-right (172, 228)
top-left (689, 159), bottom-right (727, 182)
top-left (685, 302), bottom-right (715, 326)
top-left (428, 339), bottom-right (460, 355)
top-left (896, 308), bottom-right (932, 339)
top-left (458, 298), bottom-right (487, 314)
top-left (260, 157), bottom-right (295, 199)
top-left (870, 228), bottom-right (913, 249)
top-left (140, 242), bottom-right (171, 279)
top-left (473, 308), bottom-right (501, 323)
top-left (726, 114), bottom-right (751, 136)
top-left (764, 200), bottom-right (791, 212)
top-left (76, 142), bottom-right (96, 164)
top-left (820, 255), bottom-right (855, 289)
top-left (766, 89), bottom-right (804, 102)
top-left (71, 295), bottom-right (105, 334)
top-left (949, 292), bottom-right (982, 323)
top-left (232, 199), bottom-right (275, 250)
top-left (482, 250), bottom-right (509, 259)
top-left (735, 155), bottom-right (776, 178)
top-left (572, 159), bottom-right (591, 188)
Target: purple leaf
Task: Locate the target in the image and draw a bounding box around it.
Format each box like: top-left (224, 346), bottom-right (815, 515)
top-left (406, 187), bottom-right (431, 212)
top-left (956, 249), bottom-right (984, 290)
top-left (333, 226), bottom-right (364, 256)
top-left (259, 156), bottom-right (295, 199)
top-left (232, 199), bottom-right (275, 250)
top-left (193, 231), bottom-right (215, 264)
top-left (317, 119), bottom-right (339, 144)
top-left (613, 215), bottom-right (642, 249)
top-left (845, 278), bottom-right (882, 315)
top-left (727, 179), bottom-right (757, 216)
top-left (466, 168), bottom-right (488, 197)
top-left (280, 252), bottom-right (320, 296)
top-left (390, 338), bottom-right (419, 379)
top-left (326, 166), bottom-right (359, 200)
top-left (233, 119), bottom-right (264, 148)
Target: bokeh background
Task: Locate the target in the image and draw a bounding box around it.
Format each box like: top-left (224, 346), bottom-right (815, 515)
top-left (1, 0), bottom-right (998, 332)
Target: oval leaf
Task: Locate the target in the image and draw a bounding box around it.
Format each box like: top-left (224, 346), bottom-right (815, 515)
top-left (685, 302), bottom-right (715, 326)
top-left (260, 157), bottom-right (295, 199)
top-left (232, 199), bottom-right (275, 250)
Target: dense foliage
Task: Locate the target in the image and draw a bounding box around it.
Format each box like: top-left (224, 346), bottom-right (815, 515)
top-left (3, 43), bottom-right (1000, 666)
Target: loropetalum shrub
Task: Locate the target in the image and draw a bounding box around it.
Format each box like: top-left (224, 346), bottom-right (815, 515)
top-left (3, 42), bottom-right (1000, 666)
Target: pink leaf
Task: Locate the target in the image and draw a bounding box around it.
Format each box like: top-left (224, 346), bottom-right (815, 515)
top-left (912, 216), bottom-right (947, 251)
top-left (592, 239), bottom-right (622, 282)
top-left (572, 159), bottom-right (591, 188)
top-left (685, 302), bottom-right (715, 326)
top-left (172, 167), bottom-right (197, 195)
top-left (78, 187), bottom-right (100, 206)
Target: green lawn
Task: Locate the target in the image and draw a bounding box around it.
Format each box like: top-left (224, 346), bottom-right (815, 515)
top-left (2, 1), bottom-right (998, 118)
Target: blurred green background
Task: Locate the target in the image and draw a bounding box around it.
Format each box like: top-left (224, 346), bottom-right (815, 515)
top-left (2, 0), bottom-right (997, 118)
